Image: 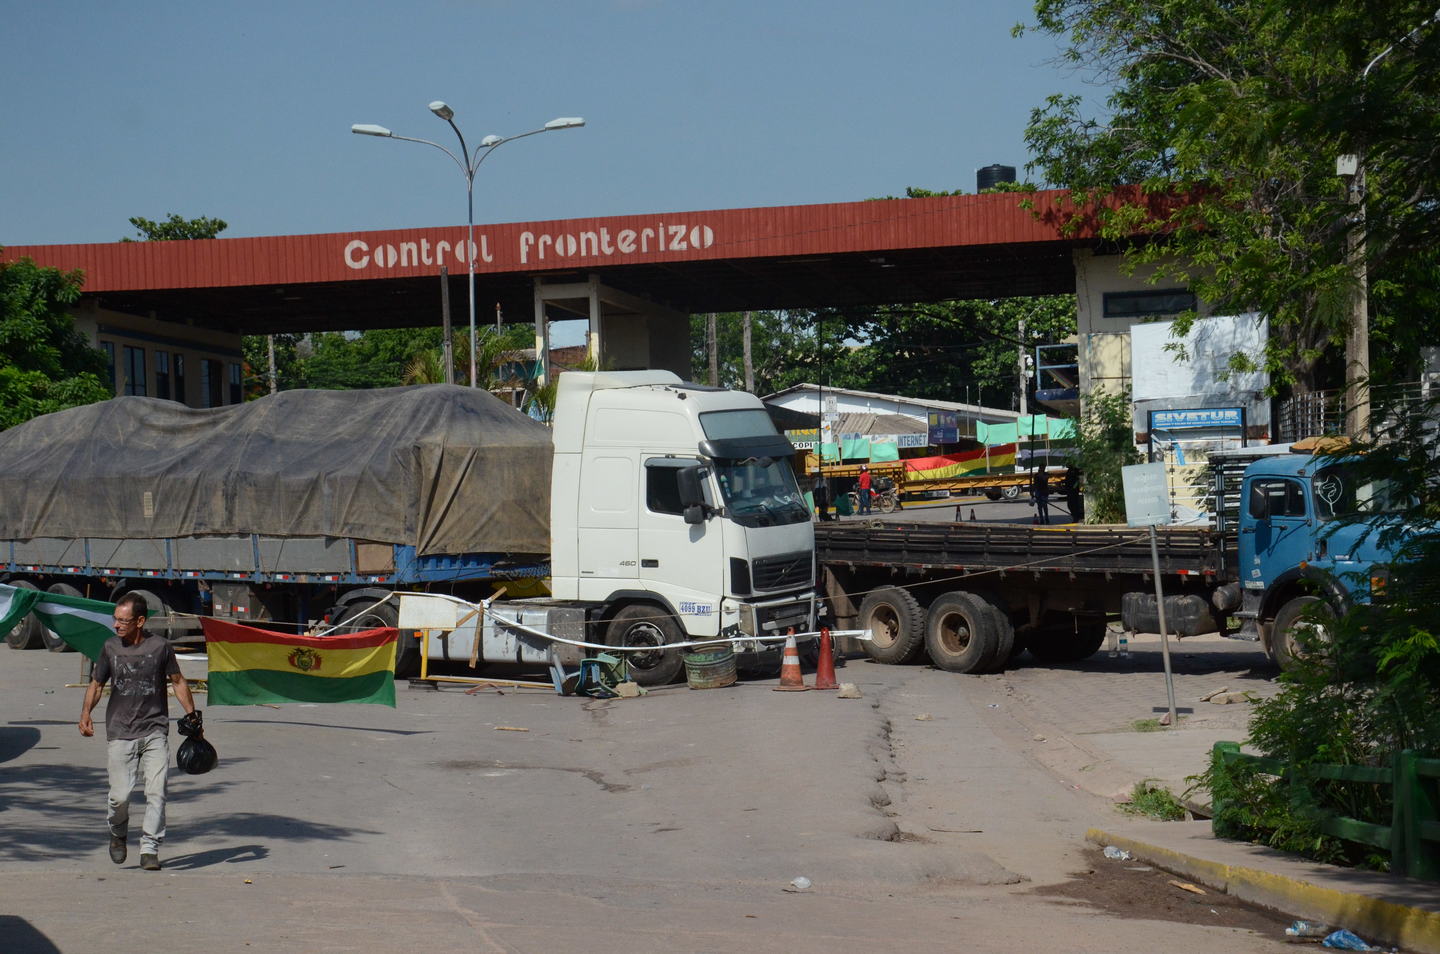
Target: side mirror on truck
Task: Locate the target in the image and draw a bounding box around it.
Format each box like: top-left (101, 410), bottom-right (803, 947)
top-left (678, 465), bottom-right (712, 525)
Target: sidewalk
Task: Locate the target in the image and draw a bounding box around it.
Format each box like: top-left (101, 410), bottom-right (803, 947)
top-left (985, 633), bottom-right (1440, 953)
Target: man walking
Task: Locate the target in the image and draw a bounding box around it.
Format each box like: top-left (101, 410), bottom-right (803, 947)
top-left (857, 466), bottom-right (873, 515)
top-left (79, 593), bottom-right (198, 871)
top-left (1032, 467), bottom-right (1051, 525)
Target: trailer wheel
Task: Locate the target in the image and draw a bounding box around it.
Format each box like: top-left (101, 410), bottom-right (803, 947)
top-left (42, 582), bottom-right (84, 652)
top-left (924, 592), bottom-right (1000, 673)
top-left (332, 599), bottom-right (418, 679)
top-left (1270, 596), bottom-right (1333, 673)
top-left (984, 488), bottom-right (1002, 501)
top-left (857, 587), bottom-right (926, 664)
top-left (1025, 620), bottom-right (1107, 663)
top-left (607, 604), bottom-right (684, 686)
top-left (4, 580), bottom-right (44, 650)
top-left (1001, 484), bottom-right (1023, 501)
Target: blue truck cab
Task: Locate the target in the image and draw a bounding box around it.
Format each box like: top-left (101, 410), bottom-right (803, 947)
top-left (1234, 454), bottom-right (1408, 667)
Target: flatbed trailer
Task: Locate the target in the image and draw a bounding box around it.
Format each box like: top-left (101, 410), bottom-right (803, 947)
top-left (816, 520), bottom-right (1237, 672)
top-left (807, 461), bottom-right (1059, 503)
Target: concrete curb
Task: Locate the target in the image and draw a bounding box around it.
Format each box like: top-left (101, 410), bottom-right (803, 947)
top-left (1087, 826), bottom-right (1440, 954)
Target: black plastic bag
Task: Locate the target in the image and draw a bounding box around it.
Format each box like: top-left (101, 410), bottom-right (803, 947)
top-left (177, 734), bottom-right (218, 774)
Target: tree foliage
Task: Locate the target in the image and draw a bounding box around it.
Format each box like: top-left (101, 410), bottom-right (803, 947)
top-left (0, 252), bottom-right (111, 430)
top-left (1071, 388), bottom-right (1141, 523)
top-left (693, 296), bottom-right (1075, 408)
top-left (122, 213), bottom-right (229, 242)
top-left (1019, 0), bottom-right (1440, 392)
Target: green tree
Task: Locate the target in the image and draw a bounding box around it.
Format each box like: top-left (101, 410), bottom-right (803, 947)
top-left (0, 253), bottom-right (111, 430)
top-left (121, 213), bottom-right (228, 242)
top-left (1070, 389), bottom-right (1141, 523)
top-left (1018, 0), bottom-right (1440, 393)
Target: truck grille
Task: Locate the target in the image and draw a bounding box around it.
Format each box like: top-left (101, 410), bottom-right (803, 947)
top-left (750, 551), bottom-right (812, 591)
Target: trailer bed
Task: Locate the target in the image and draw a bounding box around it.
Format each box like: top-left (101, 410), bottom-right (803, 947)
top-left (815, 521), bottom-right (1232, 579)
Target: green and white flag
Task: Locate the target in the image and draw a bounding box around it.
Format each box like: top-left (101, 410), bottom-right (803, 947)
top-left (0, 583), bottom-right (116, 661)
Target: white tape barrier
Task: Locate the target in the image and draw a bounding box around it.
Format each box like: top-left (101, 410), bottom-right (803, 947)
top-left (391, 591), bottom-right (870, 654)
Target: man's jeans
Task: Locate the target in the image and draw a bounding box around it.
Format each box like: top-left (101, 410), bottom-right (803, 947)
top-left (107, 734), bottom-right (169, 854)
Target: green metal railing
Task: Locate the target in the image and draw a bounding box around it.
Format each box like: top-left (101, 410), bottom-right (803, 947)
top-left (1213, 742), bottom-right (1440, 881)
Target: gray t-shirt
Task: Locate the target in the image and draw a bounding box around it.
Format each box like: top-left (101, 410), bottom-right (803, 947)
top-left (93, 632), bottom-right (181, 742)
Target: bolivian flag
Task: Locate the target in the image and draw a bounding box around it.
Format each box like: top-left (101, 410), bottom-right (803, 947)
top-left (202, 619), bottom-right (398, 707)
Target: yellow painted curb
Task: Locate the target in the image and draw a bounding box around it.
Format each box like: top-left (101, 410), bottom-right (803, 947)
top-left (1087, 828), bottom-right (1440, 954)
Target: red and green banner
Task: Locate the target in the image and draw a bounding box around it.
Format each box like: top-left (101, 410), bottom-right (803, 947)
top-left (904, 443), bottom-right (1018, 481)
top-left (202, 619), bottom-right (398, 707)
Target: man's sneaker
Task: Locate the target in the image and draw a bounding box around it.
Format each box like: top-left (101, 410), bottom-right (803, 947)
top-left (109, 836), bottom-right (126, 865)
top-left (140, 853), bottom-right (161, 871)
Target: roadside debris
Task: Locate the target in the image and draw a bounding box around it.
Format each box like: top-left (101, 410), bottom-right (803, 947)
top-left (783, 876), bottom-right (812, 893)
top-left (1320, 928), bottom-right (1383, 950)
top-left (1208, 691), bottom-right (1257, 705)
top-left (836, 683), bottom-right (863, 699)
top-left (1199, 686), bottom-right (1229, 702)
top-left (495, 726), bottom-right (530, 732)
top-left (1167, 880), bottom-right (1206, 895)
top-left (915, 712), bottom-right (933, 721)
top-left (1286, 921), bottom-right (1333, 938)
top-left (1102, 845), bottom-right (1133, 861)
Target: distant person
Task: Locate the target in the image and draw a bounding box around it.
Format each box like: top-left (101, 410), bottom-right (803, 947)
top-left (857, 466), bottom-right (873, 515)
top-left (78, 593), bottom-right (198, 872)
top-left (1032, 467), bottom-right (1051, 524)
top-left (1063, 465), bottom-right (1085, 523)
top-left (813, 477), bottom-right (833, 521)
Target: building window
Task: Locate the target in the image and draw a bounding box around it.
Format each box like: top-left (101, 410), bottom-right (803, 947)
top-left (100, 341), bottom-right (116, 392)
top-left (155, 351), bottom-right (170, 401)
top-left (229, 363), bottom-right (243, 404)
top-left (173, 354), bottom-right (187, 405)
top-left (123, 346), bottom-right (147, 396)
top-left (1102, 288), bottom-right (1197, 319)
top-left (200, 359), bottom-right (224, 407)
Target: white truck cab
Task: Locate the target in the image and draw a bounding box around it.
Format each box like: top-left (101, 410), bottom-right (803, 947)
top-left (549, 371), bottom-right (816, 682)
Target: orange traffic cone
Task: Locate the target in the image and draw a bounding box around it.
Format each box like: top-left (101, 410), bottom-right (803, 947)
top-left (773, 629), bottom-right (810, 691)
top-left (813, 627), bottom-right (838, 690)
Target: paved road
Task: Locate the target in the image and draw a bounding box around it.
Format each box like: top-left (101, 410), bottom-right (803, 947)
top-left (0, 639), bottom-right (1296, 952)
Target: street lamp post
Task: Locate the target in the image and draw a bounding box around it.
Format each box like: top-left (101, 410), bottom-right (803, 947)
top-left (352, 106), bottom-right (584, 388)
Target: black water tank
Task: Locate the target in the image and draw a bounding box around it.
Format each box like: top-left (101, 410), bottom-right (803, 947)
top-left (977, 164), bottom-right (1018, 191)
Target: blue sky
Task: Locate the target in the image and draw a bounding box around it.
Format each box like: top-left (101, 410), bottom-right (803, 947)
top-left (2, 0), bottom-right (1093, 248)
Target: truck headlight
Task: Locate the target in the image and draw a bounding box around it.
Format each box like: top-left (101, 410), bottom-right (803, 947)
top-left (738, 603), bottom-right (757, 636)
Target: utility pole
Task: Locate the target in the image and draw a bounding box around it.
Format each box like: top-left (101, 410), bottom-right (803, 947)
top-left (742, 311), bottom-right (754, 393)
top-left (267, 335), bottom-right (277, 394)
top-left (1017, 319), bottom-right (1028, 416)
top-left (440, 267), bottom-right (454, 385)
top-left (707, 313), bottom-right (719, 387)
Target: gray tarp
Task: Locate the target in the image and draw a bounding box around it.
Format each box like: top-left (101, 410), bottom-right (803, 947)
top-left (0, 386), bottom-right (553, 557)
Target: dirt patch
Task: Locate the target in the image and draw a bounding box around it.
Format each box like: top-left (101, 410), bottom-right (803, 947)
top-left (1028, 847), bottom-right (1292, 942)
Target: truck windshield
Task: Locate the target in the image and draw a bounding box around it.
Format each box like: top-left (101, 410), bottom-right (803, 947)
top-left (1313, 464), bottom-right (1409, 520)
top-left (714, 457), bottom-right (811, 528)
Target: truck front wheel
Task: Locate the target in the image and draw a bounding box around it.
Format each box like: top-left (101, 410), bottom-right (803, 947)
top-left (1270, 596), bottom-right (1333, 673)
top-left (857, 587), bottom-right (926, 664)
top-left (607, 604), bottom-right (684, 686)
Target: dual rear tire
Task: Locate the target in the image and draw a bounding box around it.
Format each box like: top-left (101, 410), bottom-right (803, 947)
top-left (858, 586), bottom-right (1016, 674)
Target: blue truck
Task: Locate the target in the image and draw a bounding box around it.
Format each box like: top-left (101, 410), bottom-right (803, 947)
top-left (814, 450), bottom-right (1415, 673)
